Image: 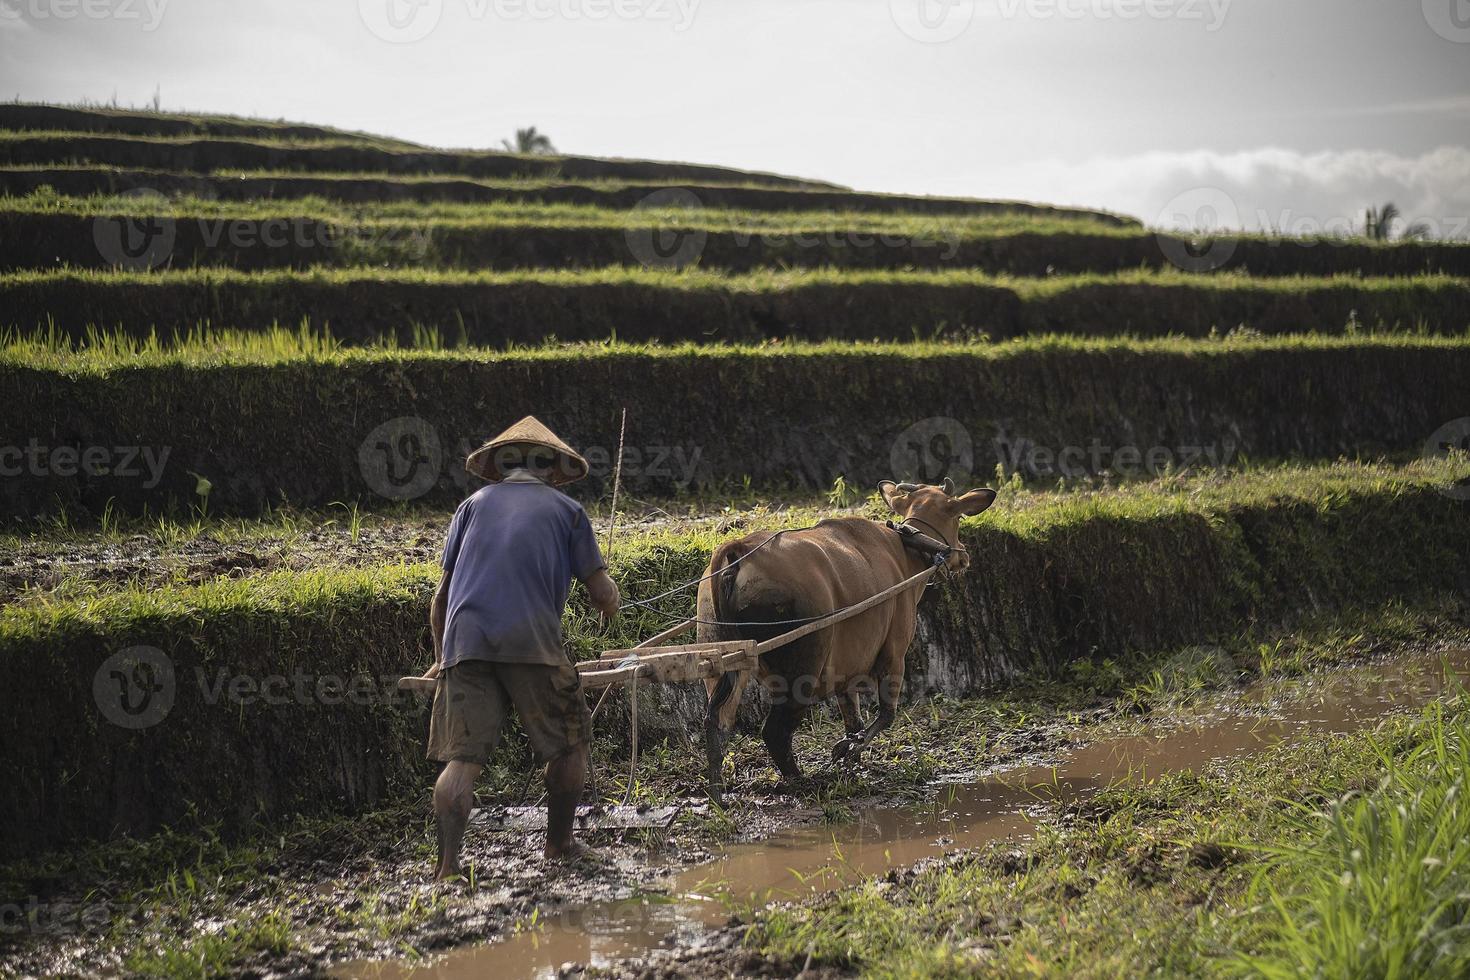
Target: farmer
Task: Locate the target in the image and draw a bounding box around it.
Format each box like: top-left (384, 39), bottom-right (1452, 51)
top-left (428, 416), bottom-right (620, 879)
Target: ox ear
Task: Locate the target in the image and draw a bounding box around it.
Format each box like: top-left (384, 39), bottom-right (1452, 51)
top-left (878, 481), bottom-right (911, 514)
top-left (953, 487), bottom-right (997, 516)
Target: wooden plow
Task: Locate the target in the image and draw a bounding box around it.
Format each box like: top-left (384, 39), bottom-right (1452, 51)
top-left (400, 562), bottom-right (940, 829)
top-left (576, 562), bottom-right (936, 689)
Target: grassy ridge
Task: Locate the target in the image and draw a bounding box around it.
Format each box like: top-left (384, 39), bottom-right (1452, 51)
top-left (0, 103), bottom-right (428, 149)
top-left (3, 459), bottom-right (1467, 858)
top-left (4, 332), bottom-right (1466, 518)
top-left (7, 198), bottom-right (1469, 277)
top-left (749, 698), bottom-right (1470, 977)
top-left (0, 169), bottom-right (1138, 222)
top-left (0, 130), bottom-right (837, 189)
top-left (3, 267), bottom-right (1466, 343)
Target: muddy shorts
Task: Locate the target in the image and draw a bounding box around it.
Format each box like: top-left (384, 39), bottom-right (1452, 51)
top-left (427, 661), bottom-right (591, 766)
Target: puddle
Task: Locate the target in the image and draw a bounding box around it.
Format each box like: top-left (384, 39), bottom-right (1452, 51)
top-left (338, 650), bottom-right (1470, 980)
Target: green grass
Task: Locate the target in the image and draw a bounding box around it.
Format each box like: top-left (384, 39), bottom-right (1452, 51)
top-left (0, 101), bottom-right (429, 150)
top-left (747, 695), bottom-right (1470, 978)
top-left (2, 189), bottom-right (1129, 236)
top-left (3, 320), bottom-right (1466, 371)
top-left (5, 263), bottom-right (1461, 295)
top-left (5, 457), bottom-right (1466, 633)
top-left (1240, 699), bottom-right (1470, 978)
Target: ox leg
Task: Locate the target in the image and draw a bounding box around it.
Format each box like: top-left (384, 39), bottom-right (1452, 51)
top-left (703, 668), bottom-right (749, 804)
top-left (763, 696), bottom-right (810, 787)
top-left (842, 672), bottom-right (903, 768)
top-left (854, 673), bottom-right (902, 761)
top-left (831, 690), bottom-right (866, 763)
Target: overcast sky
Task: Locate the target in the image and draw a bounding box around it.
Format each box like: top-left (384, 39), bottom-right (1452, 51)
top-left (2, 0), bottom-right (1468, 234)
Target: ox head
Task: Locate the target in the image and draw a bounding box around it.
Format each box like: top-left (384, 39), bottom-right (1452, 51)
top-left (878, 477), bottom-right (997, 573)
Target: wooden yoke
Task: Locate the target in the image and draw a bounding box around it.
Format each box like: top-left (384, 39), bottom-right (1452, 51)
top-left (576, 640), bottom-right (756, 689)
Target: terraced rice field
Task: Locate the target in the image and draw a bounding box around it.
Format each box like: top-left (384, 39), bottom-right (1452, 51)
top-left (2, 104), bottom-right (1469, 979)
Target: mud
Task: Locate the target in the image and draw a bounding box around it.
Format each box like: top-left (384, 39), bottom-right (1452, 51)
top-left (3, 648), bottom-right (1464, 980)
top-left (336, 650), bottom-right (1470, 980)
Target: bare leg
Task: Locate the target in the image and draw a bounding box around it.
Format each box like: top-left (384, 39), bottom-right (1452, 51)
top-left (433, 760), bottom-right (482, 880)
top-left (544, 742), bottom-right (589, 860)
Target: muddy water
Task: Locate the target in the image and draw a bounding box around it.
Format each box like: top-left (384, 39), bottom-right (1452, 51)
top-left (339, 651), bottom-right (1470, 980)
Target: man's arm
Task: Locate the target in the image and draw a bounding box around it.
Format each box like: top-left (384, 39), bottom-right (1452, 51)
top-left (583, 567), bottom-right (620, 623)
top-left (430, 570), bottom-right (451, 666)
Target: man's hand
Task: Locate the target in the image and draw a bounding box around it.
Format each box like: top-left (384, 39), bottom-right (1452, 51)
top-left (585, 568), bottom-right (621, 624)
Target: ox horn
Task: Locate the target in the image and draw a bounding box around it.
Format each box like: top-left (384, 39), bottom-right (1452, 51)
top-left (942, 477), bottom-right (955, 495)
top-left (896, 482), bottom-right (920, 492)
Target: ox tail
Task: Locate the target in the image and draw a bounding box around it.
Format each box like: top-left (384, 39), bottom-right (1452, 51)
top-left (706, 538), bottom-right (748, 714)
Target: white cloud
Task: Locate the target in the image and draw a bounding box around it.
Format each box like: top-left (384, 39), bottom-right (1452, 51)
top-left (992, 146), bottom-right (1470, 238)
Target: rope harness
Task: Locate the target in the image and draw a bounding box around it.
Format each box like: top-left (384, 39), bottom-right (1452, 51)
top-left (574, 515), bottom-right (960, 808)
top-left (619, 519), bottom-right (954, 629)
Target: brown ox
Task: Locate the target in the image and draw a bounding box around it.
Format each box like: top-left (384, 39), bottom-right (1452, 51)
top-left (697, 479), bottom-right (996, 797)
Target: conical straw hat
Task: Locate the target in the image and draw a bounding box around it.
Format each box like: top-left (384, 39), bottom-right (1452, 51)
top-left (465, 415), bottom-right (589, 486)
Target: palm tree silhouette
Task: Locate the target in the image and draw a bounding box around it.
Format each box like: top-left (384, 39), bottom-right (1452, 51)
top-left (1363, 202), bottom-right (1431, 241)
top-left (501, 127), bottom-right (556, 155)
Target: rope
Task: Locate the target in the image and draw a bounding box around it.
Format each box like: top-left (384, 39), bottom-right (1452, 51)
top-left (604, 407), bottom-right (627, 560)
top-left (615, 525), bottom-right (801, 611)
top-left (620, 521), bottom-right (948, 629)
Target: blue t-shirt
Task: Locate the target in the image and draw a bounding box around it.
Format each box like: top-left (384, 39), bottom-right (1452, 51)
top-left (440, 474), bottom-right (606, 667)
